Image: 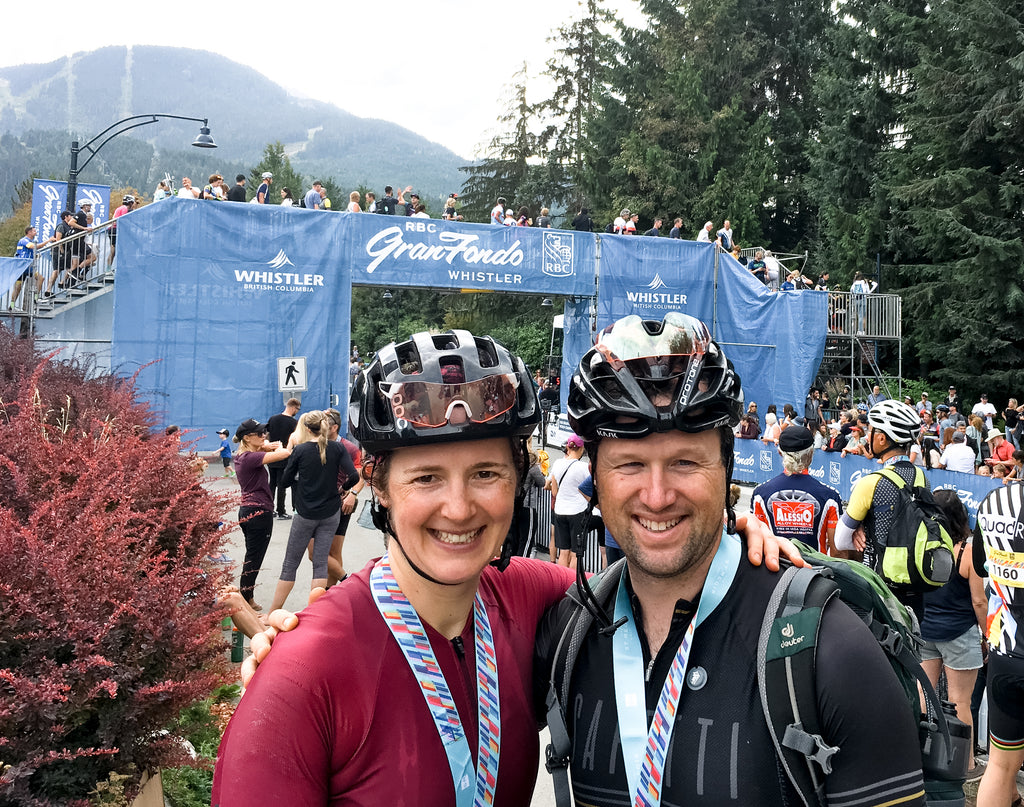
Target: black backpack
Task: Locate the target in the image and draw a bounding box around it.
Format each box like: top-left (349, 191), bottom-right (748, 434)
top-left (758, 543), bottom-right (968, 807)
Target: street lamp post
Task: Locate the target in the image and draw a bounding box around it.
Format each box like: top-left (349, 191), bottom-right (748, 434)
top-left (67, 114), bottom-right (216, 210)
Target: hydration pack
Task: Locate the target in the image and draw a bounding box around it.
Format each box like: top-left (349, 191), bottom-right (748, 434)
top-left (872, 466), bottom-right (955, 592)
top-left (759, 542), bottom-right (968, 806)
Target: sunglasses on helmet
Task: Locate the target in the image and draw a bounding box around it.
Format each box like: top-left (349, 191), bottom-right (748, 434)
top-left (379, 373), bottom-right (520, 428)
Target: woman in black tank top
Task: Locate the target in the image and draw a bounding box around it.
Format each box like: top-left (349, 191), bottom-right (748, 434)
top-left (920, 489), bottom-right (987, 779)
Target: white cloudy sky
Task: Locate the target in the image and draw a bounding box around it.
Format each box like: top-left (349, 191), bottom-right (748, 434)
top-left (3, 0), bottom-right (641, 159)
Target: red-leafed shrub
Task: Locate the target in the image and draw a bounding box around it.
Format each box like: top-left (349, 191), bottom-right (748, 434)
top-left (0, 331), bottom-right (234, 806)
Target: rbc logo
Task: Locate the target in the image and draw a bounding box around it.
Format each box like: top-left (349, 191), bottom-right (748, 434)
top-left (760, 451), bottom-right (774, 472)
top-left (542, 232), bottom-right (574, 277)
top-left (829, 462), bottom-right (841, 485)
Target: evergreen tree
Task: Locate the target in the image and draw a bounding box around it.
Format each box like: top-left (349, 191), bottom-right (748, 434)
top-left (536, 0), bottom-right (621, 215)
top-left (810, 0), bottom-right (925, 283)
top-left (459, 67), bottom-right (548, 222)
top-left (886, 0), bottom-right (1024, 397)
top-left (595, 0), bottom-right (827, 248)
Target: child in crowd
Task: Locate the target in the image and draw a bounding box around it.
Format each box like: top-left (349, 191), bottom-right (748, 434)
top-left (217, 429), bottom-right (235, 478)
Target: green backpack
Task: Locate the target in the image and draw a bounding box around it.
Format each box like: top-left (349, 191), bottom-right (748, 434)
top-left (758, 540), bottom-right (969, 807)
top-left (871, 466), bottom-right (955, 592)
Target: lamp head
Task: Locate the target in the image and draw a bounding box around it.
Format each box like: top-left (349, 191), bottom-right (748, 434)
top-left (192, 122), bottom-right (217, 149)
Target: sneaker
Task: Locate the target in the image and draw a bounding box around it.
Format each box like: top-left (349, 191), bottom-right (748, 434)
top-left (966, 761), bottom-right (987, 782)
top-left (206, 552), bottom-right (233, 564)
top-left (276, 513), bottom-right (292, 520)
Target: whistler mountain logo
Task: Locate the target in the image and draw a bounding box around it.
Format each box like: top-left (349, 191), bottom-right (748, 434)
top-left (231, 250), bottom-right (323, 293)
top-left (268, 250), bottom-right (294, 269)
top-left (625, 274), bottom-right (688, 308)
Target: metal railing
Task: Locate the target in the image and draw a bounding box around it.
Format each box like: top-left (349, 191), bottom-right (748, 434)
top-left (823, 290), bottom-right (901, 339)
top-left (524, 487), bottom-right (604, 574)
top-left (3, 218), bottom-right (118, 319)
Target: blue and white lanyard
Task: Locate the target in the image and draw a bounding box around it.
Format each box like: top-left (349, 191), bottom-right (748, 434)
top-left (612, 531), bottom-right (741, 807)
top-left (370, 555), bottom-right (500, 807)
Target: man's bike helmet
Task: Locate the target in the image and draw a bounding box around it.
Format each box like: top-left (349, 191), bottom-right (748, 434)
top-left (351, 329), bottom-right (539, 453)
top-left (867, 399), bottom-right (922, 446)
top-left (568, 312), bottom-right (743, 441)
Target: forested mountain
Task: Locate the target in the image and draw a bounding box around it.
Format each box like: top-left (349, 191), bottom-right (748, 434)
top-left (0, 45), bottom-right (465, 212)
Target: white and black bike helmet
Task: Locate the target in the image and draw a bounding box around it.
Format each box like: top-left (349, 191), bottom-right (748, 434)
top-left (867, 399), bottom-right (922, 445)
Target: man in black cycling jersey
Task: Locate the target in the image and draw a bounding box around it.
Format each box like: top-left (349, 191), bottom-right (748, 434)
top-left (536, 312), bottom-right (925, 806)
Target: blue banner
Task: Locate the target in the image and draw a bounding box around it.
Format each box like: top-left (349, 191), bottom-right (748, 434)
top-left (596, 243), bottom-right (827, 424)
top-left (111, 198), bottom-right (351, 447)
top-left (106, 201), bottom-right (829, 453)
top-left (32, 180), bottom-right (111, 240)
top-left (560, 297), bottom-right (593, 413)
top-left (0, 258), bottom-right (31, 295)
top-left (346, 215), bottom-right (597, 297)
top-left (732, 438), bottom-right (1001, 524)
top-left (598, 236), bottom-right (717, 321)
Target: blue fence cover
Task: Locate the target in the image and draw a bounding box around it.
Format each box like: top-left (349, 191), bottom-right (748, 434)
top-left (108, 201), bottom-right (830, 449)
top-left (732, 438), bottom-right (1001, 524)
top-left (112, 199), bottom-right (352, 443)
top-left (595, 237), bottom-right (827, 420)
top-left (0, 258), bottom-right (31, 295)
top-left (32, 180), bottom-right (110, 240)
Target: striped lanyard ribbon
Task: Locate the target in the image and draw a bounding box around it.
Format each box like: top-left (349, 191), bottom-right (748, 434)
top-left (370, 555), bottom-right (500, 807)
top-left (612, 531), bottom-right (741, 807)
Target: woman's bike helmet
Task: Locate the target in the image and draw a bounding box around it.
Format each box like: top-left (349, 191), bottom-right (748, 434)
top-left (351, 329), bottom-right (539, 453)
top-left (350, 330), bottom-right (540, 571)
top-left (568, 312), bottom-right (743, 440)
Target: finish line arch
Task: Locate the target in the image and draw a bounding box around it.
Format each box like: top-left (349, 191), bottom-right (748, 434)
top-left (111, 199), bottom-right (824, 448)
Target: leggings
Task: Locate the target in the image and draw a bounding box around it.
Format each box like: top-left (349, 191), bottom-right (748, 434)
top-left (280, 510), bottom-right (341, 582)
top-left (268, 465), bottom-right (289, 515)
top-left (238, 506), bottom-right (274, 601)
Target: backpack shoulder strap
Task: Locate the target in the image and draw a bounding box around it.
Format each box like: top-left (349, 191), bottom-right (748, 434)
top-left (545, 559), bottom-right (626, 807)
top-left (758, 565), bottom-right (841, 807)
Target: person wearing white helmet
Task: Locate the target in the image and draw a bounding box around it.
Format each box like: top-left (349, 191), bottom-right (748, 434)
top-left (256, 171), bottom-right (273, 204)
top-left (835, 399), bottom-right (937, 616)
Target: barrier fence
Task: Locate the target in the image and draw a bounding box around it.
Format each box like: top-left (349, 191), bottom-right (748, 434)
top-left (733, 437), bottom-right (1002, 525)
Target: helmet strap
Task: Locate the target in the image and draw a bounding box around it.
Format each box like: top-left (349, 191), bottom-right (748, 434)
top-left (724, 432), bottom-right (737, 534)
top-left (490, 437), bottom-right (532, 572)
top-left (389, 533), bottom-right (461, 587)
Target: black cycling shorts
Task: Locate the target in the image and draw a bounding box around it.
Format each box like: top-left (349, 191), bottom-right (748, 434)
top-left (553, 512), bottom-right (579, 551)
top-left (987, 652), bottom-right (1024, 751)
